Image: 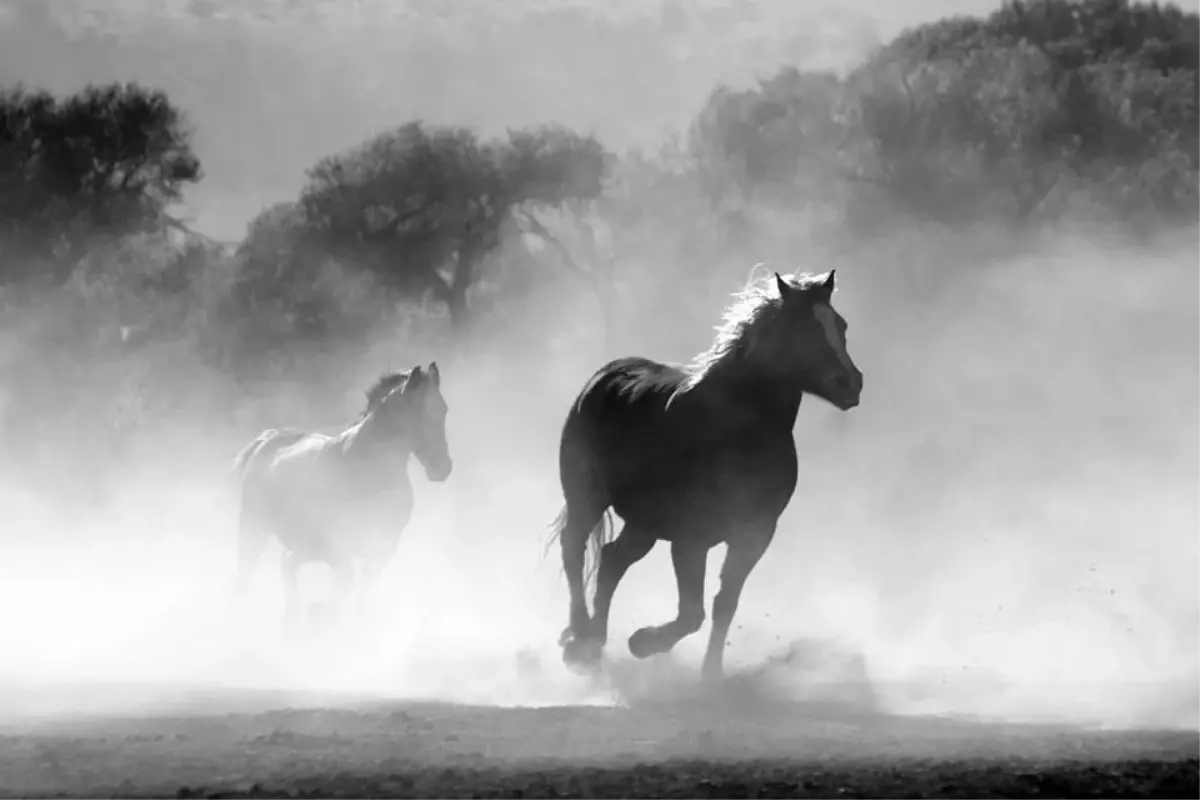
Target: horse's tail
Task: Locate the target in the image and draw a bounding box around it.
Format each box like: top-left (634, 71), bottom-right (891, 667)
top-left (547, 384), bottom-right (615, 601)
top-left (546, 503), bottom-right (615, 597)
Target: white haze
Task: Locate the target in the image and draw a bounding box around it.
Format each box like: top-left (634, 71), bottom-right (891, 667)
top-left (0, 228), bottom-right (1195, 732)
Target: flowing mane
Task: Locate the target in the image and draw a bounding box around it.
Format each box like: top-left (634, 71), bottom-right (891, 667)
top-left (362, 370), bottom-right (411, 416)
top-left (681, 269), bottom-right (830, 391)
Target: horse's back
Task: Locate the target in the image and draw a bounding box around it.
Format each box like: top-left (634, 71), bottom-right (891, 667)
top-left (235, 427), bottom-right (345, 537)
top-left (561, 358), bottom-right (689, 517)
top-left (568, 357), bottom-right (684, 427)
top-left (234, 428), bottom-right (317, 477)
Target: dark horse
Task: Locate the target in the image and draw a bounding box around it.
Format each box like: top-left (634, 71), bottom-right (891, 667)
top-left (551, 269), bottom-right (862, 680)
top-left (232, 363), bottom-right (452, 628)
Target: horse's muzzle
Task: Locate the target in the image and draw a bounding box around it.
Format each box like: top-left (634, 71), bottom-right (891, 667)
top-left (425, 458), bottom-right (453, 483)
top-left (825, 369), bottom-right (862, 411)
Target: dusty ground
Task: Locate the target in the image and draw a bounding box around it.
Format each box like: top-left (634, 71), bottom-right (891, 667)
top-left (0, 684), bottom-right (1196, 799)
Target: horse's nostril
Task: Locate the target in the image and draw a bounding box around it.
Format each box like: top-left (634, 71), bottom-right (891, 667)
top-left (841, 371), bottom-right (863, 390)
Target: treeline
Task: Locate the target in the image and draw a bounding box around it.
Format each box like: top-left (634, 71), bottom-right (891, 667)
top-left (0, 0), bottom-right (1196, 488)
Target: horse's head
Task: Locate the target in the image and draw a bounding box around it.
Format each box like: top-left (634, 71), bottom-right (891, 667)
top-left (373, 362), bottom-right (453, 482)
top-left (766, 270), bottom-right (863, 410)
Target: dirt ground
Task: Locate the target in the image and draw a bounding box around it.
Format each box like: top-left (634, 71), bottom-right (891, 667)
top-left (0, 685), bottom-right (1196, 799)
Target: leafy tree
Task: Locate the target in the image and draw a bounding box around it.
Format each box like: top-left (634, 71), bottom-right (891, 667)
top-left (225, 199), bottom-right (397, 364)
top-left (689, 68), bottom-right (852, 207)
top-left (260, 120), bottom-right (608, 332)
top-left (0, 81), bottom-right (201, 286)
top-left (685, 0), bottom-right (1198, 229)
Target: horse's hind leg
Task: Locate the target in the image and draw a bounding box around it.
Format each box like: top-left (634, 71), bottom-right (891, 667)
top-left (586, 522), bottom-right (657, 650)
top-left (356, 537), bottom-right (399, 623)
top-left (558, 500), bottom-right (605, 650)
top-left (627, 539), bottom-right (708, 660)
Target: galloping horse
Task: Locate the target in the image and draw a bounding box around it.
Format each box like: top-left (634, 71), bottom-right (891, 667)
top-left (232, 363), bottom-right (452, 628)
top-left (551, 268), bottom-right (862, 680)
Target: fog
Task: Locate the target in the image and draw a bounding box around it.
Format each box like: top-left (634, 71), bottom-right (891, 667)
top-left (0, 1), bottom-right (1197, 737)
top-left (0, 224), bottom-right (1194, 732)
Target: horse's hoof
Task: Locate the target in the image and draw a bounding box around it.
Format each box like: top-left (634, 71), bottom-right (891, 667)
top-left (627, 627), bottom-right (659, 660)
top-left (561, 635), bottom-right (603, 670)
top-left (558, 626), bottom-right (575, 648)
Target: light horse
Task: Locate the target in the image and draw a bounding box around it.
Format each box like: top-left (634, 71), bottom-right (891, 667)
top-left (551, 268), bottom-right (862, 681)
top-left (232, 363), bottom-right (452, 628)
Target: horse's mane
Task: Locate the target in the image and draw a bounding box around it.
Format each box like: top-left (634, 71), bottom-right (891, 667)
top-left (362, 369), bottom-right (412, 416)
top-left (682, 269), bottom-right (828, 391)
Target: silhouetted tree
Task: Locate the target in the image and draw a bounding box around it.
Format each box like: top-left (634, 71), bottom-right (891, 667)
top-left (0, 81), bottom-right (201, 285)
top-left (241, 120), bottom-right (608, 336)
top-left (689, 68), bottom-right (852, 207)
top-left (686, 0), bottom-right (1198, 228)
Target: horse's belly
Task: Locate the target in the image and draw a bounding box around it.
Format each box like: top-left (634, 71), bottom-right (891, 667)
top-left (610, 455), bottom-right (795, 541)
top-left (265, 496), bottom-right (410, 562)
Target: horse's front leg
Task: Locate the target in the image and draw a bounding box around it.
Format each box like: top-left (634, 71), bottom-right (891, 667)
top-left (356, 537), bottom-right (399, 624)
top-left (309, 557), bottom-right (356, 630)
top-left (701, 530), bottom-right (772, 682)
top-left (280, 551), bottom-right (304, 634)
top-left (626, 539), bottom-right (707, 660)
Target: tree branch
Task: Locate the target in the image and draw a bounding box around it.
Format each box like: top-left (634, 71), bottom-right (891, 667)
top-left (516, 208), bottom-right (613, 349)
top-left (516, 209), bottom-right (591, 280)
top-left (359, 201), bottom-right (437, 245)
top-left (160, 214), bottom-right (238, 249)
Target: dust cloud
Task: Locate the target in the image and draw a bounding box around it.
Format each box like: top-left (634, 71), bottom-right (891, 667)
top-left (0, 2), bottom-right (1196, 739)
top-left (0, 224), bottom-right (1194, 734)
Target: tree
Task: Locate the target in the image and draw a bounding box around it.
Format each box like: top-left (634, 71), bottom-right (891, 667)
top-left (222, 200), bottom-right (390, 367)
top-left (688, 68), bottom-right (853, 208)
top-left (0, 81), bottom-right (202, 286)
top-left (291, 120), bottom-right (608, 331)
top-left (846, 0), bottom-right (1198, 224)
top-left (686, 0), bottom-right (1198, 230)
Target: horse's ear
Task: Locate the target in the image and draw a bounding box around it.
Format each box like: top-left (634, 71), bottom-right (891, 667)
top-left (428, 361), bottom-right (440, 388)
top-left (775, 272), bottom-right (795, 299)
top-left (814, 270), bottom-right (836, 303)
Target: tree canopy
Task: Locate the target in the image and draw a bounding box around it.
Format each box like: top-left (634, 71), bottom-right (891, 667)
top-left (0, 81), bottom-right (201, 286)
top-left (231, 121), bottom-right (608, 341)
top-left (688, 0), bottom-right (1198, 228)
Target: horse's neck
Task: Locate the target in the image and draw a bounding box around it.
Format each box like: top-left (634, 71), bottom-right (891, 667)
top-left (339, 414), bottom-right (412, 467)
top-left (694, 359), bottom-right (804, 429)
